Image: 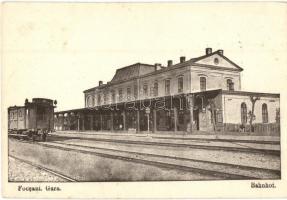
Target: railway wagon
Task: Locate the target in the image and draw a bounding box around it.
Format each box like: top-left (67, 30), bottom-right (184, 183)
top-left (8, 98), bottom-right (57, 141)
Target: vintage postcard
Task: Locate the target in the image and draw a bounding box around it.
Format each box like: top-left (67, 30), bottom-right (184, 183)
top-left (1, 2), bottom-right (287, 198)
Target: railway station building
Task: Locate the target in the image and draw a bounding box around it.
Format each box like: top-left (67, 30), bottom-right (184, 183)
top-left (54, 48), bottom-right (280, 134)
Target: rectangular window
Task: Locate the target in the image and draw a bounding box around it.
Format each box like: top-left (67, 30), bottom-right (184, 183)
top-left (127, 87), bottom-right (131, 101)
top-left (104, 92), bottom-right (108, 104)
top-left (134, 85), bottom-right (138, 100)
top-left (143, 84), bottom-right (148, 97)
top-left (111, 91), bottom-right (115, 103)
top-left (216, 110), bottom-right (223, 123)
top-left (119, 89), bottom-right (123, 101)
top-left (154, 82), bottom-right (158, 97)
top-left (178, 76), bottom-right (183, 93)
top-left (200, 77), bottom-right (206, 91)
top-left (165, 79), bottom-right (170, 95)
top-left (18, 110), bottom-right (22, 117)
top-left (97, 94), bottom-right (101, 105)
top-left (227, 79), bottom-right (234, 91)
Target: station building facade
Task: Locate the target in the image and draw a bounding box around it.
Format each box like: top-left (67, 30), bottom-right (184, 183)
top-left (54, 48), bottom-right (280, 134)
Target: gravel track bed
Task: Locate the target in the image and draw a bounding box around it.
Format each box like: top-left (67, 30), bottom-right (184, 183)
top-left (58, 139), bottom-right (280, 170)
top-left (9, 139), bottom-right (220, 181)
top-left (8, 157), bottom-right (67, 182)
top-left (43, 141), bottom-right (280, 179)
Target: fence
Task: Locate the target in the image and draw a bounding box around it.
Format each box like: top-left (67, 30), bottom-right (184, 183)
top-left (224, 123), bottom-right (280, 136)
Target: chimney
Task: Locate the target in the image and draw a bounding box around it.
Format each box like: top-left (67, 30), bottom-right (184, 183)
top-left (99, 81), bottom-right (103, 86)
top-left (180, 56), bottom-right (186, 63)
top-left (206, 47), bottom-right (212, 55)
top-left (154, 63), bottom-right (162, 70)
top-left (167, 60), bottom-right (173, 67)
top-left (218, 49), bottom-right (224, 55)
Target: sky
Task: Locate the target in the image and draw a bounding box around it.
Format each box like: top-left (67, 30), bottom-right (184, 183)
top-left (2, 2), bottom-right (287, 112)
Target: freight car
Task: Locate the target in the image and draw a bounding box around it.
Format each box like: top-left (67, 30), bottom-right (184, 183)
top-left (8, 98), bottom-right (57, 141)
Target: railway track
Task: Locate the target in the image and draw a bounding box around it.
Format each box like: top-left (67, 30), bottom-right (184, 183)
top-left (10, 138), bottom-right (280, 180)
top-left (50, 135), bottom-right (280, 156)
top-left (9, 154), bottom-right (77, 182)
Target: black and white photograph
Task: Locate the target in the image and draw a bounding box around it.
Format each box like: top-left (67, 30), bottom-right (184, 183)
top-left (1, 2), bottom-right (287, 198)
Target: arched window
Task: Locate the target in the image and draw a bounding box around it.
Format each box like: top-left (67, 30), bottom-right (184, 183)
top-left (262, 103), bottom-right (268, 123)
top-left (200, 77), bottom-right (206, 91)
top-left (227, 79), bottom-right (234, 91)
top-left (86, 96), bottom-right (93, 107)
top-left (241, 103), bottom-right (247, 124)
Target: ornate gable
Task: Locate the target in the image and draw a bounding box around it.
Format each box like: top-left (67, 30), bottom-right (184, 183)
top-left (192, 51), bottom-right (243, 71)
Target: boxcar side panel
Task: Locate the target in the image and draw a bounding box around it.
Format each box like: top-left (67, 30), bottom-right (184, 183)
top-left (17, 108), bottom-right (26, 129)
top-left (8, 109), bottom-right (18, 129)
top-left (8, 107), bottom-right (26, 130)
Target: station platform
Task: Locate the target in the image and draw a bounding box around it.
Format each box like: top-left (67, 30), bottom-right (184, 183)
top-left (52, 130), bottom-right (280, 144)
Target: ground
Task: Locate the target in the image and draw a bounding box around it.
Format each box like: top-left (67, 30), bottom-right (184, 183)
top-left (8, 157), bottom-right (67, 182)
top-left (8, 131), bottom-right (280, 181)
top-left (8, 139), bottom-right (220, 181)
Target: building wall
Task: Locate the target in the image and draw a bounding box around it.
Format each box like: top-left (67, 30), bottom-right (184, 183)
top-left (190, 66), bottom-right (241, 92)
top-left (138, 66), bottom-right (191, 99)
top-left (106, 79), bottom-right (138, 104)
top-left (84, 66), bottom-right (192, 107)
top-left (84, 64), bottom-right (242, 107)
top-left (85, 79), bottom-right (139, 107)
top-left (222, 94), bottom-right (280, 124)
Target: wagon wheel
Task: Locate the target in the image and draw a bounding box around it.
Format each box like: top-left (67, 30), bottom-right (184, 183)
top-left (27, 132), bottom-right (33, 140)
top-left (41, 131), bottom-right (47, 142)
top-left (31, 131), bottom-right (37, 142)
top-left (32, 134), bottom-right (36, 142)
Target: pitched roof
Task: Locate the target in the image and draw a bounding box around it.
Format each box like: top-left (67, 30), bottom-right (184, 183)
top-left (110, 63), bottom-right (155, 83)
top-left (83, 63), bottom-right (155, 93)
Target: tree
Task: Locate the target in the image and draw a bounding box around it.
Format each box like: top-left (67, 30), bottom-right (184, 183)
top-left (248, 96), bottom-right (260, 132)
